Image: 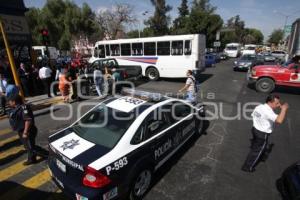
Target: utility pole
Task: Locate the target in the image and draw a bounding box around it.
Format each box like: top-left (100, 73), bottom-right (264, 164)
top-left (0, 18), bottom-right (24, 98)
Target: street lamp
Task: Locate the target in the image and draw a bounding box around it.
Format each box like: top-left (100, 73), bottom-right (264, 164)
top-left (138, 11), bottom-right (148, 38)
top-left (274, 10), bottom-right (300, 30)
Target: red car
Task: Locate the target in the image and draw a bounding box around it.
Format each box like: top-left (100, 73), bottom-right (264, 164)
top-left (247, 62), bottom-right (300, 93)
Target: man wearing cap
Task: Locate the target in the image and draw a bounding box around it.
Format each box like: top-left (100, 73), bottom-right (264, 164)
top-left (8, 94), bottom-right (38, 165)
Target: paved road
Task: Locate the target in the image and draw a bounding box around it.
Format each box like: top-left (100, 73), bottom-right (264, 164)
top-left (0, 59), bottom-right (299, 200)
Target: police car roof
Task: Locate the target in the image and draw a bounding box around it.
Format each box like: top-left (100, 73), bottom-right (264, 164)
top-left (104, 89), bottom-right (168, 114)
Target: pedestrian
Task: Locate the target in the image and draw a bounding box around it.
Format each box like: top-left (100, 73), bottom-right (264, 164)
top-left (241, 94), bottom-right (289, 172)
top-left (18, 63), bottom-right (30, 97)
top-left (7, 94), bottom-right (38, 165)
top-left (5, 79), bottom-right (19, 99)
top-left (111, 67), bottom-right (122, 94)
top-left (178, 70), bottom-right (196, 104)
top-left (58, 69), bottom-right (71, 103)
top-left (39, 62), bottom-right (52, 97)
top-left (0, 73), bottom-right (7, 115)
top-left (93, 66), bottom-right (103, 96)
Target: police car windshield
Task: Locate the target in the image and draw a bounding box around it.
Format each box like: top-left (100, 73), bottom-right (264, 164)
top-left (72, 104), bottom-right (141, 149)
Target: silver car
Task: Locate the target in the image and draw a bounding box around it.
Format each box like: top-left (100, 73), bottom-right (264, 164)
top-left (271, 50), bottom-right (286, 61)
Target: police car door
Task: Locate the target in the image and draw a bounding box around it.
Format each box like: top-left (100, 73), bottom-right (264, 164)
top-left (170, 101), bottom-right (196, 148)
top-left (143, 108), bottom-right (173, 167)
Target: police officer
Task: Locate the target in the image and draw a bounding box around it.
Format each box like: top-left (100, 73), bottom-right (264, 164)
top-left (241, 94), bottom-right (289, 172)
top-left (8, 94), bottom-right (38, 165)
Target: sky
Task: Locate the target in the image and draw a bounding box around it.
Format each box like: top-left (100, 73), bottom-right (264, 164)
top-left (24, 0), bottom-right (300, 40)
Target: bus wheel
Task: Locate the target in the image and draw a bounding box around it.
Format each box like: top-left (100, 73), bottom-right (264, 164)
top-left (146, 67), bottom-right (159, 81)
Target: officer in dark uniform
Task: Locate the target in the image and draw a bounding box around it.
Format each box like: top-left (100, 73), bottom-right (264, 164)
top-left (8, 94), bottom-right (38, 165)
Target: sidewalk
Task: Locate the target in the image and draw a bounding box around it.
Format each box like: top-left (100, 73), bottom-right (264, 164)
top-left (0, 94), bottom-right (64, 120)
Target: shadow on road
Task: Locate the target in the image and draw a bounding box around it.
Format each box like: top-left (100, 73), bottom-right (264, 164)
top-left (0, 181), bottom-right (67, 200)
top-left (146, 120), bottom-right (211, 197)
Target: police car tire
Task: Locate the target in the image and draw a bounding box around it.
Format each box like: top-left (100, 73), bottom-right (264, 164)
top-left (129, 168), bottom-right (153, 200)
top-left (255, 78), bottom-right (275, 93)
top-left (146, 67), bottom-right (159, 81)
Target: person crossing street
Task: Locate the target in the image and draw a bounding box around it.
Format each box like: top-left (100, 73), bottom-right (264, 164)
top-left (241, 94), bottom-right (289, 172)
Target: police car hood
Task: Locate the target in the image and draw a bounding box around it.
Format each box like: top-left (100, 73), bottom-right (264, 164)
top-left (49, 128), bottom-right (111, 166)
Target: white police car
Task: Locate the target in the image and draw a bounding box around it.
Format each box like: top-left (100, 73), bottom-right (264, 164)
top-left (48, 89), bottom-right (205, 200)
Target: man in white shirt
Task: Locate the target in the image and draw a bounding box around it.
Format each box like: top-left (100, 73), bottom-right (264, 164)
top-left (179, 70), bottom-right (196, 104)
top-left (242, 94), bottom-right (289, 172)
top-left (39, 65), bottom-right (52, 97)
top-left (93, 67), bottom-right (103, 96)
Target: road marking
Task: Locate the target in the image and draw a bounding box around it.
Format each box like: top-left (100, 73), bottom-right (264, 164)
top-left (0, 128), bottom-right (12, 136)
top-left (0, 159), bottom-right (29, 181)
top-left (0, 145), bottom-right (25, 160)
top-left (0, 169), bottom-right (52, 199)
top-left (0, 135), bottom-right (19, 147)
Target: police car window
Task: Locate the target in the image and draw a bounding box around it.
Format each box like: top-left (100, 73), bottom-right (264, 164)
top-left (145, 110), bottom-right (170, 139)
top-left (72, 104), bottom-right (137, 149)
top-left (172, 102), bottom-right (193, 121)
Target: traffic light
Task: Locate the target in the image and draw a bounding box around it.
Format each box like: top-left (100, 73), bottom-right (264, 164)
top-left (41, 28), bottom-right (49, 46)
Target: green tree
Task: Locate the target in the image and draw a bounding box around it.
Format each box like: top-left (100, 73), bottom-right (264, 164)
top-left (25, 0), bottom-right (102, 50)
top-left (146, 0), bottom-right (172, 36)
top-left (268, 29), bottom-right (284, 45)
top-left (243, 28), bottom-right (264, 44)
top-left (171, 0), bottom-right (189, 34)
top-left (186, 0), bottom-right (223, 47)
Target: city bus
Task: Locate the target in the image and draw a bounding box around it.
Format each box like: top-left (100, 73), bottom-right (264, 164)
top-left (89, 34), bottom-right (206, 80)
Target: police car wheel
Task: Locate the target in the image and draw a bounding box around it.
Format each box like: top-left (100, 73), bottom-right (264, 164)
top-left (129, 169), bottom-right (152, 200)
top-left (255, 78), bottom-right (275, 93)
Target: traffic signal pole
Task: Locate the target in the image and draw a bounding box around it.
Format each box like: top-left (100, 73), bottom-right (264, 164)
top-left (0, 18), bottom-right (24, 98)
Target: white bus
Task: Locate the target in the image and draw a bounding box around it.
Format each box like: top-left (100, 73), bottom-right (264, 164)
top-left (89, 34), bottom-right (206, 80)
top-left (242, 44), bottom-right (257, 55)
top-left (224, 43), bottom-right (242, 58)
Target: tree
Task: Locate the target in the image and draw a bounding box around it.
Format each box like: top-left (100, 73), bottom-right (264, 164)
top-left (172, 0), bottom-right (189, 34)
top-left (243, 28), bottom-right (264, 44)
top-left (97, 3), bottom-right (135, 39)
top-left (25, 0), bottom-right (102, 50)
top-left (185, 0), bottom-right (223, 47)
top-left (268, 29), bottom-right (284, 45)
top-left (146, 0), bottom-right (172, 36)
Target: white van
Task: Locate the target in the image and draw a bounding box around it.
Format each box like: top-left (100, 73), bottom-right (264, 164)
top-left (224, 43), bottom-right (242, 58)
top-left (32, 46), bottom-right (59, 60)
top-left (242, 44), bottom-right (257, 55)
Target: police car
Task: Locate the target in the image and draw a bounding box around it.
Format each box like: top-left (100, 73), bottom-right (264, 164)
top-left (48, 89), bottom-right (205, 200)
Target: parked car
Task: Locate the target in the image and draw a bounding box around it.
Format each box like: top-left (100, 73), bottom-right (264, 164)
top-left (271, 50), bottom-right (287, 62)
top-left (233, 54), bottom-right (263, 71)
top-left (247, 61), bottom-right (300, 93)
top-left (277, 161), bottom-right (300, 200)
top-left (205, 54), bottom-right (217, 67)
top-left (219, 52), bottom-right (228, 60)
top-left (263, 52), bottom-right (277, 62)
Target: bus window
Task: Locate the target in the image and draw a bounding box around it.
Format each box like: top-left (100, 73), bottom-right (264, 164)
top-left (105, 45), bottom-right (110, 56)
top-left (157, 41), bottom-right (170, 55)
top-left (98, 45), bottom-right (105, 58)
top-left (184, 40), bottom-right (192, 55)
top-left (110, 44), bottom-right (120, 56)
top-left (121, 43), bottom-right (131, 56)
top-left (132, 43), bottom-right (143, 56)
top-left (171, 40), bottom-right (183, 55)
top-left (144, 42), bottom-right (156, 56)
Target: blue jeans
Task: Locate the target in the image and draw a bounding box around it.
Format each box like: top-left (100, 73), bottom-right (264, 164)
top-left (186, 91), bottom-right (196, 103)
top-left (95, 78), bottom-right (102, 96)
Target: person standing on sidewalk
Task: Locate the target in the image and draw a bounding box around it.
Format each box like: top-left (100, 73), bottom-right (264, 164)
top-left (241, 94), bottom-right (289, 172)
top-left (39, 63), bottom-right (52, 97)
top-left (178, 70), bottom-right (196, 104)
top-left (18, 63), bottom-right (30, 97)
top-left (8, 94), bottom-right (39, 165)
